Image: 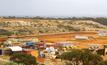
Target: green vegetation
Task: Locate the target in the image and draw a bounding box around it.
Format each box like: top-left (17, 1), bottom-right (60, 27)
top-left (0, 17), bottom-right (107, 35)
top-left (60, 49), bottom-right (103, 65)
top-left (10, 53), bottom-right (37, 65)
top-left (97, 60), bottom-right (107, 65)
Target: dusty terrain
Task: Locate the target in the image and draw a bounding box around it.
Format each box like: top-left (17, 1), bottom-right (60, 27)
top-left (37, 31), bottom-right (107, 49)
top-left (0, 31), bottom-right (107, 49)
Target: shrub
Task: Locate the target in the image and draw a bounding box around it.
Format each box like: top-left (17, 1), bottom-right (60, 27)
top-left (97, 60), bottom-right (107, 65)
top-left (10, 53), bottom-right (38, 65)
top-left (60, 49), bottom-right (102, 65)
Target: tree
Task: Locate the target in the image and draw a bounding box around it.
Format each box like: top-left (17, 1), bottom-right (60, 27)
top-left (81, 49), bottom-right (102, 65)
top-left (10, 53), bottom-right (38, 65)
top-left (60, 49), bottom-right (82, 65)
top-left (97, 60), bottom-right (107, 65)
top-left (60, 49), bottom-right (102, 65)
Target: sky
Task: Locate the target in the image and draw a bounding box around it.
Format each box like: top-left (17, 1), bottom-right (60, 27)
top-left (0, 0), bottom-right (107, 17)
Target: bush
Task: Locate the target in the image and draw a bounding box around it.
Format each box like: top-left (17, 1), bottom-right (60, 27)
top-left (96, 49), bottom-right (105, 55)
top-left (97, 60), bottom-right (107, 65)
top-left (10, 53), bottom-right (38, 65)
top-left (60, 49), bottom-right (102, 65)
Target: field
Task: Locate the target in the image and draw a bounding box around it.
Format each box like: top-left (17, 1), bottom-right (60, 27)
top-left (37, 31), bottom-right (107, 49)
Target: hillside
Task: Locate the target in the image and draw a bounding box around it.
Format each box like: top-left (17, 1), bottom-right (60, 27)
top-left (0, 18), bottom-right (107, 35)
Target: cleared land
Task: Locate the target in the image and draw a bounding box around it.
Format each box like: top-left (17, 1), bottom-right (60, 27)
top-left (37, 31), bottom-right (107, 49)
top-left (0, 31), bottom-right (107, 49)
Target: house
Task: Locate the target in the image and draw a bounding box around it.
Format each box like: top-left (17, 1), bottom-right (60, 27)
top-left (4, 46), bottom-right (23, 55)
top-left (8, 46), bottom-right (23, 52)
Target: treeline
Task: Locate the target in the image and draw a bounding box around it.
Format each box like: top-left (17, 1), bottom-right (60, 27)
top-left (1, 16), bottom-right (107, 25)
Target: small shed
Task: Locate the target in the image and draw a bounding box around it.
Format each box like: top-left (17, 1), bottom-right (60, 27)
top-left (75, 35), bottom-right (88, 40)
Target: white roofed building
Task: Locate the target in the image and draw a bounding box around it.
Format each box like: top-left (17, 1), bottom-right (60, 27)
top-left (75, 35), bottom-right (88, 40)
top-left (8, 46), bottom-right (23, 51)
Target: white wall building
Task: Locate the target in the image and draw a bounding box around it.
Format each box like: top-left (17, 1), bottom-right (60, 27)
top-left (75, 35), bottom-right (88, 40)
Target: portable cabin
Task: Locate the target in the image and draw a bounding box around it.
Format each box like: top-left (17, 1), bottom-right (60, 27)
top-left (75, 35), bottom-right (88, 40)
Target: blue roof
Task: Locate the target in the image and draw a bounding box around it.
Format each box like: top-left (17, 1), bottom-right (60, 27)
top-left (26, 42), bottom-right (34, 46)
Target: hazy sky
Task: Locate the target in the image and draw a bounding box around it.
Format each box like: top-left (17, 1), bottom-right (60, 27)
top-left (0, 0), bottom-right (107, 17)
